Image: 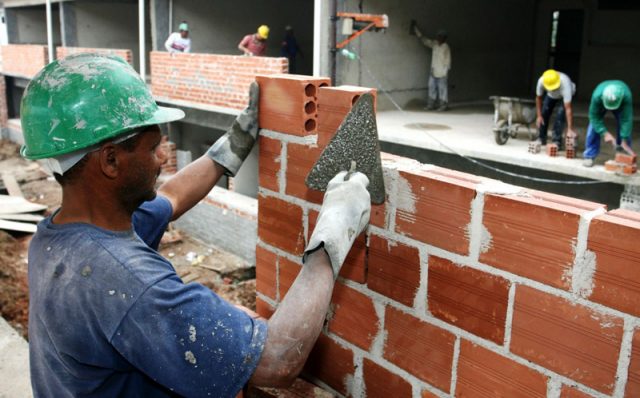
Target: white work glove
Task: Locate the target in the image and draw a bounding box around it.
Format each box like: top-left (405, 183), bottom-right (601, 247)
top-left (303, 171), bottom-right (371, 278)
top-left (206, 82), bottom-right (259, 176)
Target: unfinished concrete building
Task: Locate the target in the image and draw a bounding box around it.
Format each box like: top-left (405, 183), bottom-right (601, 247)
top-left (0, 0), bottom-right (639, 397)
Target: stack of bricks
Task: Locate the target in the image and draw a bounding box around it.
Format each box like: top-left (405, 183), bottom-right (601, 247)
top-left (160, 136), bottom-right (177, 175)
top-left (0, 45), bottom-right (48, 78)
top-left (565, 136), bottom-right (576, 159)
top-left (255, 74), bottom-right (640, 397)
top-left (528, 140), bottom-right (541, 154)
top-left (56, 47), bottom-right (133, 65)
top-left (150, 52), bottom-right (288, 111)
top-left (605, 153), bottom-right (637, 175)
top-left (546, 142), bottom-right (558, 157)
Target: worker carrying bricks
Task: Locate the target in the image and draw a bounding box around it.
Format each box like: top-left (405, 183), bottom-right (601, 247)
top-left (20, 53), bottom-right (371, 397)
top-left (413, 24), bottom-right (451, 111)
top-left (535, 69), bottom-right (577, 149)
top-left (582, 80), bottom-right (634, 167)
top-left (239, 25), bottom-right (269, 56)
top-left (165, 21), bottom-right (192, 53)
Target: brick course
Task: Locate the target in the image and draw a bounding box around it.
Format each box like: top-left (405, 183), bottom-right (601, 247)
top-left (56, 47), bottom-right (133, 65)
top-left (1, 45), bottom-right (48, 78)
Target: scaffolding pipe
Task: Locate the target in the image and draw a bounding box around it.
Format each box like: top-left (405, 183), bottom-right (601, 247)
top-left (139, 0), bottom-right (146, 81)
top-left (313, 0), bottom-right (321, 76)
top-left (45, 0), bottom-right (53, 63)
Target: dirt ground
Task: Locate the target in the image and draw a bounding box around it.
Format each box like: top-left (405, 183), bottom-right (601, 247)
top-left (0, 139), bottom-right (256, 339)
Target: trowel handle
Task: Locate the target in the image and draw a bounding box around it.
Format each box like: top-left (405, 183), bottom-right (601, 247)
top-left (344, 161), bottom-right (357, 181)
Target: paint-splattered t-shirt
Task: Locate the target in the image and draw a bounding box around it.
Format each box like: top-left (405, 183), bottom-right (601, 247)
top-left (27, 195), bottom-right (267, 398)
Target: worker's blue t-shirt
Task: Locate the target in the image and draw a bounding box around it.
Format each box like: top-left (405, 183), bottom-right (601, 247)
top-left (27, 196), bottom-right (267, 398)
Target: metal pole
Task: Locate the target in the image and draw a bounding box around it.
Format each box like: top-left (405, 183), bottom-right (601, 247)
top-left (329, 0), bottom-right (337, 84)
top-left (139, 0), bottom-right (146, 81)
top-left (45, 0), bottom-right (53, 63)
top-left (169, 0), bottom-right (173, 35)
top-left (312, 0), bottom-right (321, 76)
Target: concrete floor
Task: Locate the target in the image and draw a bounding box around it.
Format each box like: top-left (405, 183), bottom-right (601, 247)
top-left (376, 101), bottom-right (640, 187)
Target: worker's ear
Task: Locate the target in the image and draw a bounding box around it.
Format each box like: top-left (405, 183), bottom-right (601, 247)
top-left (97, 143), bottom-right (120, 179)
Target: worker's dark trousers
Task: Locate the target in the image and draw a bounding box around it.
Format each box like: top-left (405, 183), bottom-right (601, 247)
top-left (538, 95), bottom-right (566, 146)
top-left (583, 109), bottom-right (629, 159)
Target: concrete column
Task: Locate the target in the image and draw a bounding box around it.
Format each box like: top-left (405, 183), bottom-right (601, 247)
top-left (59, 1), bottom-right (78, 47)
top-left (5, 8), bottom-right (19, 44)
top-left (150, 0), bottom-right (170, 51)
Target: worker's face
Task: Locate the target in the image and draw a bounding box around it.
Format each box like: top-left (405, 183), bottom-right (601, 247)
top-left (117, 125), bottom-right (167, 210)
top-left (180, 30), bottom-right (188, 38)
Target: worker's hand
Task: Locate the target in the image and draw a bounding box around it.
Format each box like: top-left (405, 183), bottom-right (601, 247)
top-left (303, 171), bottom-right (371, 278)
top-left (206, 82), bottom-right (259, 176)
top-left (604, 131), bottom-right (616, 148)
top-left (536, 115), bottom-right (544, 128)
top-left (621, 140), bottom-right (636, 157)
top-left (566, 129), bottom-right (577, 139)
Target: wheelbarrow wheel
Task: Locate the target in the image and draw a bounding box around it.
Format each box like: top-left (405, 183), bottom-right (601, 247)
top-left (493, 120), bottom-right (509, 145)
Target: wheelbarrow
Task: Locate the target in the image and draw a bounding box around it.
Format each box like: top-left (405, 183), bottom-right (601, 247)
top-left (490, 96), bottom-right (537, 145)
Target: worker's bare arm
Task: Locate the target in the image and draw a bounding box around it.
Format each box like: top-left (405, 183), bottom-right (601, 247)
top-left (249, 249), bottom-right (334, 387)
top-left (564, 101), bottom-right (575, 132)
top-left (535, 95), bottom-right (544, 127)
top-left (157, 156), bottom-right (225, 220)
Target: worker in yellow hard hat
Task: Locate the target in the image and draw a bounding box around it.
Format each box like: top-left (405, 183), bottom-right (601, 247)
top-left (534, 69), bottom-right (577, 149)
top-left (239, 25), bottom-right (269, 56)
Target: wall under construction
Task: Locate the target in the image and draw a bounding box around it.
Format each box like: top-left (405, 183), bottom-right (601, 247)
top-left (254, 74), bottom-right (640, 397)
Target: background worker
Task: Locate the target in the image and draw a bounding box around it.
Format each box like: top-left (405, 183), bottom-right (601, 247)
top-left (535, 69), bottom-right (577, 149)
top-left (21, 54), bottom-right (371, 397)
top-left (583, 80), bottom-right (634, 167)
top-left (239, 25), bottom-right (269, 56)
top-left (164, 21), bottom-right (191, 53)
top-left (413, 25), bottom-right (451, 111)
top-left (281, 25), bottom-right (303, 73)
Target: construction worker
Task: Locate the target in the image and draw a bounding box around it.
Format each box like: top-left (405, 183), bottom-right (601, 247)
top-left (281, 25), bottom-right (303, 73)
top-left (413, 25), bottom-right (451, 111)
top-left (164, 21), bottom-right (191, 53)
top-left (583, 80), bottom-right (634, 167)
top-left (21, 53), bottom-right (370, 397)
top-left (535, 69), bottom-right (577, 149)
top-left (239, 25), bottom-right (269, 56)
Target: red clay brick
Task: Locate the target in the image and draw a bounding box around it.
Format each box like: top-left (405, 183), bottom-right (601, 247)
top-left (421, 390), bottom-right (439, 398)
top-left (255, 297), bottom-right (275, 319)
top-left (257, 195), bottom-right (305, 255)
top-left (308, 209), bottom-right (366, 283)
top-left (317, 85), bottom-right (377, 147)
top-left (588, 209), bottom-right (640, 316)
top-left (304, 334), bottom-right (354, 396)
top-left (258, 136), bottom-right (281, 192)
top-left (428, 256), bottom-right (510, 344)
top-left (560, 385), bottom-right (596, 398)
top-left (255, 246), bottom-right (277, 300)
top-left (480, 190), bottom-right (604, 290)
top-left (278, 257), bottom-right (302, 299)
top-left (604, 160), bottom-right (622, 173)
top-left (285, 142), bottom-right (325, 204)
top-left (625, 329), bottom-right (640, 396)
top-left (368, 234), bottom-right (420, 306)
top-left (615, 152), bottom-right (637, 165)
top-left (256, 74), bottom-right (330, 136)
top-left (370, 202), bottom-right (387, 229)
top-left (363, 358), bottom-right (412, 398)
top-left (511, 285), bottom-right (624, 394)
top-left (394, 168), bottom-right (479, 255)
top-left (456, 340), bottom-right (548, 397)
top-left (328, 282), bottom-right (379, 351)
top-left (384, 306), bottom-right (455, 392)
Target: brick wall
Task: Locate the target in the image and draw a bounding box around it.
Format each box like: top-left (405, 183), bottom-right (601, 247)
top-left (56, 47), bottom-right (133, 65)
top-left (150, 51), bottom-right (288, 111)
top-left (0, 45), bottom-right (48, 79)
top-left (255, 75), bottom-right (640, 397)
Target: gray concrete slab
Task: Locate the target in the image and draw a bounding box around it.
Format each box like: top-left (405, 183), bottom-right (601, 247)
top-left (376, 102), bottom-right (640, 187)
top-left (0, 317), bottom-right (32, 398)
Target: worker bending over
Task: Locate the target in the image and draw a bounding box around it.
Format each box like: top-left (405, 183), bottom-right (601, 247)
top-left (239, 25), bottom-right (269, 56)
top-left (21, 54), bottom-right (370, 397)
top-left (535, 69), bottom-right (577, 149)
top-left (583, 80), bottom-right (634, 167)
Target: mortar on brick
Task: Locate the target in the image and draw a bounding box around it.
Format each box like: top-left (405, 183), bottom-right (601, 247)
top-left (570, 207), bottom-right (606, 298)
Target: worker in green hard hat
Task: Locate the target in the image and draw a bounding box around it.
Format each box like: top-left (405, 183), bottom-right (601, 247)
top-left (583, 80), bottom-right (634, 167)
top-left (21, 53), bottom-right (370, 397)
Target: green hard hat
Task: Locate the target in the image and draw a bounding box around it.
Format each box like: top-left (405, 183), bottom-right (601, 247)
top-left (602, 83), bottom-right (624, 110)
top-left (20, 53), bottom-right (184, 160)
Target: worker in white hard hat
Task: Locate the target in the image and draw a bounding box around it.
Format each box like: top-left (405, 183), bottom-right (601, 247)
top-left (239, 25), bottom-right (269, 56)
top-left (535, 69), bottom-right (577, 149)
top-left (164, 21), bottom-right (192, 53)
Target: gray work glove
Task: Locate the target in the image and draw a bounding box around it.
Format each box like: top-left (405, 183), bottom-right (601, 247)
top-left (303, 171), bottom-right (371, 278)
top-left (206, 82), bottom-right (259, 176)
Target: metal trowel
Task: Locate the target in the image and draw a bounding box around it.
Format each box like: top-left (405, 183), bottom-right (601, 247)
top-left (305, 93), bottom-right (385, 204)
